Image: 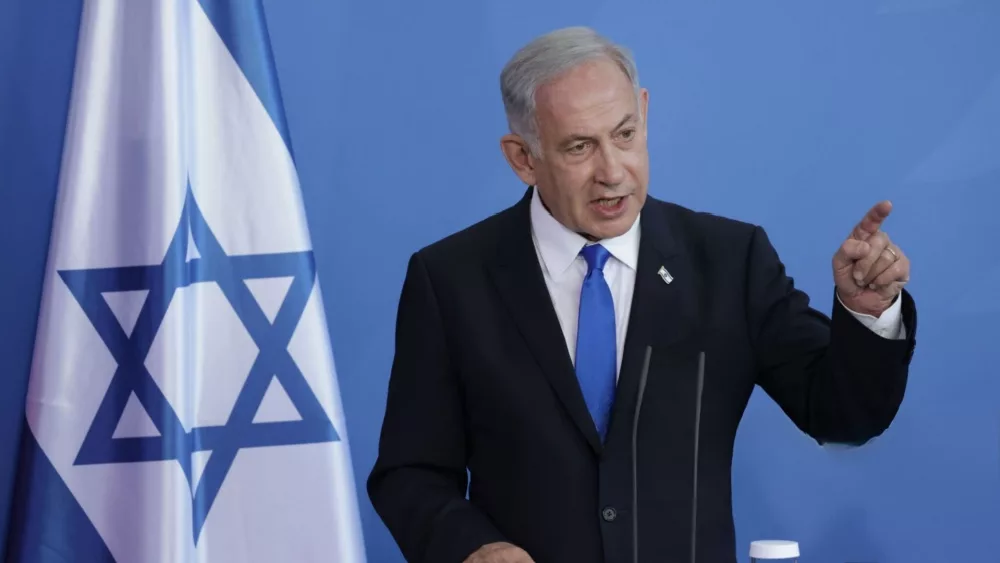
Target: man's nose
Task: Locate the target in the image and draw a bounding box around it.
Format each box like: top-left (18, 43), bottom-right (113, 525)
top-left (594, 146), bottom-right (626, 187)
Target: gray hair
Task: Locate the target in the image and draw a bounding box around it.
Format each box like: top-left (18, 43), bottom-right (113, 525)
top-left (500, 26), bottom-right (641, 156)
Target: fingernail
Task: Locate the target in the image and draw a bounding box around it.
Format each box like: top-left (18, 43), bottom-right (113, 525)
top-left (853, 271), bottom-right (863, 280)
top-left (869, 283), bottom-right (876, 290)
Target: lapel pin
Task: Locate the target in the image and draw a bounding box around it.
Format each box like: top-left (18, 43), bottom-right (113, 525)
top-left (657, 266), bottom-right (673, 284)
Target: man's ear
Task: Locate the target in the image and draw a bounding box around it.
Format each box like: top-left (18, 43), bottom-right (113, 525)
top-left (500, 134), bottom-right (537, 186)
top-left (639, 88), bottom-right (649, 135)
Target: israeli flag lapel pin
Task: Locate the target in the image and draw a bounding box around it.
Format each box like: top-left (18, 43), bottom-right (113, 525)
top-left (657, 266), bottom-right (673, 284)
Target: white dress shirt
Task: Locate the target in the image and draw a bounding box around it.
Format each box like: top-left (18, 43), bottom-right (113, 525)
top-left (527, 188), bottom-right (905, 381)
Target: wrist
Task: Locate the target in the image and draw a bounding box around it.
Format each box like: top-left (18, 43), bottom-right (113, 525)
top-left (837, 288), bottom-right (891, 318)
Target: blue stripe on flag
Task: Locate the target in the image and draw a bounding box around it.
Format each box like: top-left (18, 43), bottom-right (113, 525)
top-left (4, 430), bottom-right (115, 563)
top-left (198, 0), bottom-right (294, 154)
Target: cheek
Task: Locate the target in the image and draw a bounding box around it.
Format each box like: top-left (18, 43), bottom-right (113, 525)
top-left (552, 166), bottom-right (592, 203)
top-left (624, 153), bottom-right (648, 180)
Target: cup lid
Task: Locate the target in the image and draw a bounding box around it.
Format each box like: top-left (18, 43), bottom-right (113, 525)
top-left (749, 540), bottom-right (800, 559)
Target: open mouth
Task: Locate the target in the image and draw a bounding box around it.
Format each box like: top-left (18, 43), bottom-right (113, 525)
top-left (589, 194), bottom-right (629, 218)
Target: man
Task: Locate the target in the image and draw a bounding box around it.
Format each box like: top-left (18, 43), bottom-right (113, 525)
top-left (367, 26), bottom-right (916, 563)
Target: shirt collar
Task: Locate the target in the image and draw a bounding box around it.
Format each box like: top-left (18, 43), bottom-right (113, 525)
top-left (529, 186), bottom-right (640, 278)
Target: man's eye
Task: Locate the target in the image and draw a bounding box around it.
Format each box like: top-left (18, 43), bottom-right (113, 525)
top-left (619, 128), bottom-right (636, 140)
top-left (568, 142), bottom-right (590, 154)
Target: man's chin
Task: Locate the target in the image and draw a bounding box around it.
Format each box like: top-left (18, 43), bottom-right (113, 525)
top-left (585, 216), bottom-right (637, 241)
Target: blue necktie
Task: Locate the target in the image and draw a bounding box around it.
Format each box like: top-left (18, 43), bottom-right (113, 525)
top-left (575, 244), bottom-right (617, 441)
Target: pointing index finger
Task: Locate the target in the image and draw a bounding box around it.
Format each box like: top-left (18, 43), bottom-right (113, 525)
top-left (851, 200), bottom-right (893, 241)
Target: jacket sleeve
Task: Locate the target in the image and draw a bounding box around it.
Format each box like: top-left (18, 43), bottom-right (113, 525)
top-left (367, 252), bottom-right (507, 562)
top-left (746, 226), bottom-right (917, 445)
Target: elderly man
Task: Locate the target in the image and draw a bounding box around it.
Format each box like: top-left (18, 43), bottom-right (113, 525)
top-left (367, 27), bottom-right (916, 563)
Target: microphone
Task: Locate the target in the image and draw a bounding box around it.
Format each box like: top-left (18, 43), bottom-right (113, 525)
top-left (631, 348), bottom-right (706, 563)
top-left (690, 351), bottom-right (706, 563)
top-left (631, 346), bottom-right (653, 563)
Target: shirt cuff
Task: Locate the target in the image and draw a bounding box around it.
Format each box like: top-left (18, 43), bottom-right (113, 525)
top-left (837, 291), bottom-right (906, 340)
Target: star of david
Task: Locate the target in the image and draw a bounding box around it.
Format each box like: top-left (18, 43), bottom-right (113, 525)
top-left (58, 186), bottom-right (339, 542)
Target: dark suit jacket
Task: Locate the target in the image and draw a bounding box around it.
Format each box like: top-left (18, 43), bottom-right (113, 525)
top-left (368, 187), bottom-right (917, 563)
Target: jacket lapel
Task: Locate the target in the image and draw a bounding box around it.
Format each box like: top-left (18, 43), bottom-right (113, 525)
top-left (487, 188), bottom-right (604, 454)
top-left (607, 200), bottom-right (698, 443)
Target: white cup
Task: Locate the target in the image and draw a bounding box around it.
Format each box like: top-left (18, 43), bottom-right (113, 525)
top-left (749, 539), bottom-right (799, 562)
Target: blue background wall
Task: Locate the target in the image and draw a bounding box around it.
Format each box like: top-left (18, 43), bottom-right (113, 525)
top-left (2, 1), bottom-right (998, 561)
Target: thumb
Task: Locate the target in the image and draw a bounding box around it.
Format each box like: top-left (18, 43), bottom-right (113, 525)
top-left (833, 239), bottom-right (870, 271)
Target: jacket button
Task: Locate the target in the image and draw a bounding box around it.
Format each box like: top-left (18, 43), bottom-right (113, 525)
top-left (602, 507), bottom-right (617, 522)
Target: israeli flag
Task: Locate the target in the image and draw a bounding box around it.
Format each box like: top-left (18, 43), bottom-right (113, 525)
top-left (7, 1), bottom-right (366, 561)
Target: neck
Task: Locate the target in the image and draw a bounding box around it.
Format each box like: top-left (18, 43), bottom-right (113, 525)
top-left (535, 186), bottom-right (600, 242)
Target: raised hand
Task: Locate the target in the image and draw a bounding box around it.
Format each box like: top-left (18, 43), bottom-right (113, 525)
top-left (832, 201), bottom-right (910, 317)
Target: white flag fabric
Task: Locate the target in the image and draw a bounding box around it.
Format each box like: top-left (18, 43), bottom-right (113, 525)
top-left (7, 1), bottom-right (367, 561)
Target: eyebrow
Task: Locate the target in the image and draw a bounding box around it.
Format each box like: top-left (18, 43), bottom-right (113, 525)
top-left (561, 113), bottom-right (636, 146)
top-left (611, 113), bottom-right (636, 133)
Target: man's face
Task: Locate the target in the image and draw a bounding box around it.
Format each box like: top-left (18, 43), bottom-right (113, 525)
top-left (503, 58), bottom-right (649, 240)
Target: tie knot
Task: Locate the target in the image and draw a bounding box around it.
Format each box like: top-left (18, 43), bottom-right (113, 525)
top-left (580, 244), bottom-right (611, 273)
